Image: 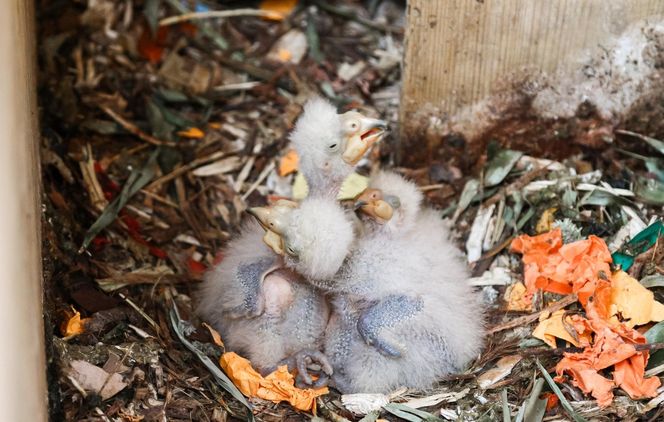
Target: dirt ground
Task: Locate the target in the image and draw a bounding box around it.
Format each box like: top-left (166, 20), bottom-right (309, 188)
top-left (37, 1), bottom-right (664, 421)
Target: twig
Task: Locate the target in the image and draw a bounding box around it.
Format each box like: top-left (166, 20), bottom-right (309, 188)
top-left (99, 105), bottom-right (176, 147)
top-left (145, 150), bottom-right (228, 191)
top-left (216, 56), bottom-right (296, 93)
top-left (241, 160), bottom-right (275, 201)
top-left (488, 294), bottom-right (578, 334)
top-left (419, 183), bottom-right (448, 192)
top-left (212, 81), bottom-right (261, 93)
top-left (520, 342), bottom-right (664, 357)
top-left (645, 362), bottom-right (664, 377)
top-left (159, 9), bottom-right (282, 26)
top-left (311, 0), bottom-right (403, 34)
top-left (118, 293), bottom-right (161, 335)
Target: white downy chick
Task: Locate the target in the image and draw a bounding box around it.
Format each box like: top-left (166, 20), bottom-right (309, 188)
top-left (249, 176), bottom-right (484, 393)
top-left (195, 99), bottom-right (384, 383)
top-left (248, 196), bottom-right (356, 386)
top-left (196, 218), bottom-right (332, 380)
top-left (326, 171), bottom-right (485, 393)
top-left (290, 97), bottom-right (387, 198)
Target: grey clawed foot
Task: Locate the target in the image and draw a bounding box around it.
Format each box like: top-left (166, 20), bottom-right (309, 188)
top-left (281, 349), bottom-right (333, 388)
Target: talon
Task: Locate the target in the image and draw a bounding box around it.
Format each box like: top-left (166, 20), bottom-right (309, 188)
top-left (288, 349), bottom-right (333, 388)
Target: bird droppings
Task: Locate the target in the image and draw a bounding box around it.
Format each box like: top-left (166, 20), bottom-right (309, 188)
top-left (38, 0), bottom-right (664, 421)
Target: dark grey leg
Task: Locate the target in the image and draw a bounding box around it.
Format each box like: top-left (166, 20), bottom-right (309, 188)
top-left (357, 294), bottom-right (423, 358)
top-left (227, 256), bottom-right (276, 319)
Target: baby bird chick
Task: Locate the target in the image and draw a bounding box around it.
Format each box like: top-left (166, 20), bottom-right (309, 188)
top-left (196, 219), bottom-right (332, 380)
top-left (195, 98), bottom-right (384, 383)
top-left (248, 196), bottom-right (357, 385)
top-left (250, 173), bottom-right (484, 393)
top-left (290, 97), bottom-right (387, 197)
top-left (324, 171), bottom-right (484, 393)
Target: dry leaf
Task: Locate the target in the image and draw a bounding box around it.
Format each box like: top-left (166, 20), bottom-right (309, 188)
top-left (341, 393), bottom-right (389, 415)
top-left (476, 355), bottom-right (522, 389)
top-left (266, 30), bottom-right (307, 64)
top-left (535, 207), bottom-right (557, 234)
top-left (69, 360), bottom-right (127, 400)
top-left (203, 322), bottom-right (225, 348)
top-left (193, 157), bottom-right (243, 176)
top-left (554, 357), bottom-right (615, 407)
top-left (219, 352), bottom-right (327, 412)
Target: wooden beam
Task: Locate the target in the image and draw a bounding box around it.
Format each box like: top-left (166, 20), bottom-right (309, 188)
top-left (401, 0), bottom-right (664, 120)
top-left (0, 0), bottom-right (48, 420)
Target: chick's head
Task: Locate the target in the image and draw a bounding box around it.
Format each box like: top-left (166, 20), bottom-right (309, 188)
top-left (355, 171), bottom-right (423, 234)
top-left (290, 97), bottom-right (387, 197)
top-left (248, 197), bottom-right (354, 280)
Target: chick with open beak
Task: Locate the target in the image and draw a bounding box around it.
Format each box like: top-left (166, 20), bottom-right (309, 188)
top-left (339, 111), bottom-right (388, 166)
top-left (290, 97), bottom-right (387, 198)
top-left (354, 188), bottom-right (401, 224)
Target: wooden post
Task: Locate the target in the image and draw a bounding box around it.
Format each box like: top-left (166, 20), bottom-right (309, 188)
top-left (400, 0), bottom-right (664, 162)
top-left (0, 0), bottom-right (48, 420)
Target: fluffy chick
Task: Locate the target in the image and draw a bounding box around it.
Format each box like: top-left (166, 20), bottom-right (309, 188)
top-left (247, 196), bottom-right (357, 384)
top-left (196, 219), bottom-right (332, 377)
top-left (259, 171), bottom-right (484, 393)
top-left (290, 97), bottom-right (386, 198)
top-left (323, 171), bottom-right (484, 393)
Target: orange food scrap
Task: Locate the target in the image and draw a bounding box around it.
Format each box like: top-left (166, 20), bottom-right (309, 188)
top-left (278, 149), bottom-right (299, 177)
top-left (555, 356), bottom-right (615, 407)
top-left (540, 392), bottom-right (559, 411)
top-left (60, 309), bottom-right (91, 337)
top-left (177, 127), bottom-right (205, 139)
top-left (532, 309), bottom-right (592, 348)
top-left (609, 271), bottom-right (664, 328)
top-left (220, 352), bottom-right (327, 412)
top-left (504, 282), bottom-right (532, 312)
top-left (512, 230), bottom-right (661, 407)
top-left (510, 230), bottom-right (612, 306)
top-left (259, 0), bottom-right (297, 20)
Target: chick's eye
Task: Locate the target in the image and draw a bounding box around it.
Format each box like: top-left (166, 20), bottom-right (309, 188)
top-left (328, 143), bottom-right (338, 150)
top-left (286, 245), bottom-right (297, 256)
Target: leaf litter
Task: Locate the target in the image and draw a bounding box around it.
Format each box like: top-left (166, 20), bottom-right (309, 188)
top-left (38, 0), bottom-right (664, 421)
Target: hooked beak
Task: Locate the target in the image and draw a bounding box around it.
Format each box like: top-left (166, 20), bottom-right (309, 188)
top-left (353, 200), bottom-right (368, 211)
top-left (247, 200), bottom-right (297, 255)
top-left (247, 207), bottom-right (273, 231)
top-left (342, 117), bottom-right (388, 165)
top-left (354, 189), bottom-right (395, 223)
top-left (247, 207), bottom-right (286, 255)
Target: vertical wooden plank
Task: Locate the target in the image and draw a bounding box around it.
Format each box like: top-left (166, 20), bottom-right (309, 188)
top-left (0, 0), bottom-right (48, 420)
top-left (401, 0), bottom-right (664, 121)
